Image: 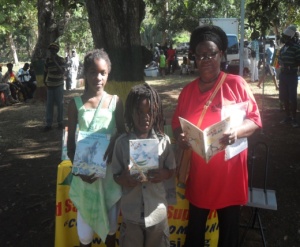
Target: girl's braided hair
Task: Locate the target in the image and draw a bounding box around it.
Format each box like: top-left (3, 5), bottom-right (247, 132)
top-left (124, 83), bottom-right (164, 135)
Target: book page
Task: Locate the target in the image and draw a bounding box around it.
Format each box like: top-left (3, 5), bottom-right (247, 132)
top-left (221, 102), bottom-right (249, 160)
top-left (129, 139), bottom-right (159, 182)
top-left (72, 131), bottom-right (110, 178)
top-left (203, 116), bottom-right (231, 162)
top-left (179, 117), bottom-right (205, 159)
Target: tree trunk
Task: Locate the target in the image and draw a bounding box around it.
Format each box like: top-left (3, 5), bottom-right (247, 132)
top-left (7, 33), bottom-right (19, 65)
top-left (85, 0), bottom-right (148, 81)
top-left (31, 0), bottom-right (70, 101)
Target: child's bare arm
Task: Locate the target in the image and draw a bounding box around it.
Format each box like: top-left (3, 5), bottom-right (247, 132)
top-left (67, 99), bottom-right (78, 163)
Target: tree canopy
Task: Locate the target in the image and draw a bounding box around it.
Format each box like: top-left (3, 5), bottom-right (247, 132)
top-left (1, 0), bottom-right (300, 80)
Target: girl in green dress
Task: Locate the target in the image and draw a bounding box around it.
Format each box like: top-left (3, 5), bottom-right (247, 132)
top-left (67, 49), bottom-right (125, 247)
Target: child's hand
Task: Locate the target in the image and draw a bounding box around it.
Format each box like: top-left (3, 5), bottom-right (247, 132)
top-left (114, 170), bottom-right (140, 187)
top-left (78, 174), bottom-right (98, 184)
top-left (147, 168), bottom-right (173, 183)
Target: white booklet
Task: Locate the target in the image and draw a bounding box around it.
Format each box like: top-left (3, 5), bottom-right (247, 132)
top-left (129, 139), bottom-right (159, 182)
top-left (72, 131), bottom-right (110, 178)
top-left (179, 116), bottom-right (231, 163)
top-left (222, 101), bottom-right (249, 160)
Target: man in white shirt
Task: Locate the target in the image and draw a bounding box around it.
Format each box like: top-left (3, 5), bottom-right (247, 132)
top-left (17, 63), bottom-right (37, 99)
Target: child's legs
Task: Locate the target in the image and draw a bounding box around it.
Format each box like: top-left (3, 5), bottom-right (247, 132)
top-left (144, 218), bottom-right (170, 247)
top-left (77, 211), bottom-right (94, 245)
top-left (119, 220), bottom-right (144, 247)
top-left (108, 200), bottom-right (120, 235)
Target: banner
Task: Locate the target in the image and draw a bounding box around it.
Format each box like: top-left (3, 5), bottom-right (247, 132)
top-left (55, 160), bottom-right (219, 247)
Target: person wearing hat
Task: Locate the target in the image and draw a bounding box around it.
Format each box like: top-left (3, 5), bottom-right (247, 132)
top-left (43, 42), bottom-right (66, 131)
top-left (172, 25), bottom-right (261, 247)
top-left (278, 25), bottom-right (300, 128)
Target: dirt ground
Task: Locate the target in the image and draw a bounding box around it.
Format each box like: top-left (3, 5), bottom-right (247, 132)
top-left (1, 71), bottom-right (300, 247)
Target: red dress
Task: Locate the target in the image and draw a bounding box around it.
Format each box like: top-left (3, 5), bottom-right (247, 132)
top-left (172, 72), bottom-right (262, 209)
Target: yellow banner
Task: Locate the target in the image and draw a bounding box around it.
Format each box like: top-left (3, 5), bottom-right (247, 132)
top-left (55, 160), bottom-right (218, 247)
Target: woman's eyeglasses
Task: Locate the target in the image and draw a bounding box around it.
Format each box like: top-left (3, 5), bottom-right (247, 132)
top-left (195, 51), bottom-right (219, 61)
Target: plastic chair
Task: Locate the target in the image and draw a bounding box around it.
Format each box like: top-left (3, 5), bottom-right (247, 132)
top-left (240, 142), bottom-right (277, 247)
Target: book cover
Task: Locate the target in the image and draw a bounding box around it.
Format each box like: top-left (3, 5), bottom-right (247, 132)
top-left (72, 131), bottom-right (110, 178)
top-left (129, 139), bottom-right (159, 182)
top-left (179, 116), bottom-right (231, 163)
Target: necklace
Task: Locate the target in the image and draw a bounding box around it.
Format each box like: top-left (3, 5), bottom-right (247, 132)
top-left (199, 73), bottom-right (220, 93)
top-left (199, 73), bottom-right (219, 84)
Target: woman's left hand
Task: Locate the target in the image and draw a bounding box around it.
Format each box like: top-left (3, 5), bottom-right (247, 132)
top-left (221, 128), bottom-right (237, 146)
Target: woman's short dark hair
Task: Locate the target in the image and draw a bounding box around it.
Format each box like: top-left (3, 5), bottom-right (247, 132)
top-left (189, 25), bottom-right (228, 54)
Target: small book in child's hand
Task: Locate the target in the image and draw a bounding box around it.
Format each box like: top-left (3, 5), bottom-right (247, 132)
top-left (129, 139), bottom-right (159, 182)
top-left (72, 131), bottom-right (110, 178)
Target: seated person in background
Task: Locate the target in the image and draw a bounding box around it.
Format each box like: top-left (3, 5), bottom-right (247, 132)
top-left (0, 83), bottom-right (18, 105)
top-left (2, 63), bottom-right (28, 102)
top-left (28, 64), bottom-right (37, 85)
top-left (17, 63), bottom-right (37, 99)
top-left (0, 65), bottom-right (18, 105)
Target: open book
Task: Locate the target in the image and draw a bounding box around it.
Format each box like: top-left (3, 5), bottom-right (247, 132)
top-left (129, 139), bottom-right (159, 182)
top-left (179, 116), bottom-right (231, 163)
top-left (72, 131), bottom-right (110, 178)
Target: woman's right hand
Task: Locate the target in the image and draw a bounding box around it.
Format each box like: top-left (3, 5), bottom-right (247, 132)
top-left (176, 132), bottom-right (191, 150)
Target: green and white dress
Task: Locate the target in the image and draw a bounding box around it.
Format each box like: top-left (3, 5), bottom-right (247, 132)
top-left (69, 92), bottom-right (121, 241)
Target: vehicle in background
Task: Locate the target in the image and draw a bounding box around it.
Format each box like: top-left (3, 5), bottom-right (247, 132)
top-left (176, 42), bottom-right (190, 54)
